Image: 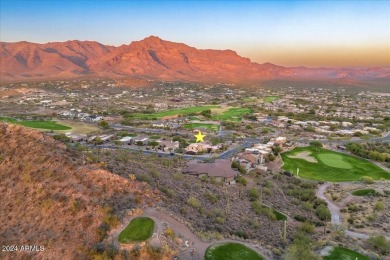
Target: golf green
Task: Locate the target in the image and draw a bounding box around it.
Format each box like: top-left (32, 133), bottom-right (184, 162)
top-left (317, 153), bottom-right (353, 169)
top-left (323, 247), bottom-right (369, 260)
top-left (118, 217), bottom-right (155, 243)
top-left (281, 146), bottom-right (390, 182)
top-left (205, 242), bottom-right (263, 260)
top-left (352, 189), bottom-right (376, 196)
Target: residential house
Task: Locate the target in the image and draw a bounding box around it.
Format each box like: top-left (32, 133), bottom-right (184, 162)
top-left (158, 140), bottom-right (179, 151)
top-left (132, 137), bottom-right (149, 145)
top-left (65, 133), bottom-right (87, 143)
top-left (183, 159), bottom-right (238, 184)
top-left (235, 153), bottom-right (263, 172)
top-left (88, 134), bottom-right (115, 143)
top-left (186, 143), bottom-right (211, 154)
top-left (274, 137), bottom-right (287, 147)
top-left (152, 121), bottom-right (168, 128)
top-left (118, 136), bottom-right (133, 145)
top-left (85, 115), bottom-right (103, 122)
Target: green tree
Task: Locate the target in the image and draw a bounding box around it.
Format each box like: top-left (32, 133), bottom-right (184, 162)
top-left (315, 204), bottom-right (331, 221)
top-left (148, 141), bottom-right (159, 148)
top-left (200, 109), bottom-right (212, 118)
top-left (248, 187), bottom-right (259, 201)
top-left (283, 232), bottom-right (320, 260)
top-left (273, 146), bottom-right (282, 155)
top-left (94, 137), bottom-right (104, 145)
top-left (237, 176), bottom-right (247, 186)
top-left (98, 120), bottom-right (110, 129)
top-left (309, 141), bottom-right (323, 148)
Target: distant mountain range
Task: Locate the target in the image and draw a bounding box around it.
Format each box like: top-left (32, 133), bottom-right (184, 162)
top-left (1, 36), bottom-right (389, 83)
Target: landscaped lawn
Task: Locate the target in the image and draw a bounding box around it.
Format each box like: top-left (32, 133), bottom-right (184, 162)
top-left (0, 117), bottom-right (71, 130)
top-left (281, 146), bottom-right (390, 181)
top-left (263, 96), bottom-right (279, 103)
top-left (184, 123), bottom-right (219, 131)
top-left (129, 105), bottom-right (219, 119)
top-left (323, 247), bottom-right (369, 260)
top-left (118, 217), bottom-right (155, 243)
top-left (205, 242), bottom-right (263, 260)
top-left (352, 189), bottom-right (376, 196)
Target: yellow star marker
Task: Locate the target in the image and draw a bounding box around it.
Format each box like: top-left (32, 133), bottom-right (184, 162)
top-left (194, 130), bottom-right (206, 143)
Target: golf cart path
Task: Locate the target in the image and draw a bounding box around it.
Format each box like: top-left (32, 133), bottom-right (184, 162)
top-left (144, 207), bottom-right (272, 259)
top-left (317, 183), bottom-right (390, 241)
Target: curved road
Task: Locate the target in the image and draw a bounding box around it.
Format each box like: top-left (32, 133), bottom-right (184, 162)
top-left (317, 183), bottom-right (390, 241)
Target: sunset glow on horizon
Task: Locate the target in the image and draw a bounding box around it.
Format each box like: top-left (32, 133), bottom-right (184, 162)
top-left (1, 0), bottom-right (389, 68)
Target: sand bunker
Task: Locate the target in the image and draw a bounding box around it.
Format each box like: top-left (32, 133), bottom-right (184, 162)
top-left (288, 151), bottom-right (318, 163)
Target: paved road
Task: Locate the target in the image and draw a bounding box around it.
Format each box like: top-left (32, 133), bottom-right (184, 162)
top-left (219, 138), bottom-right (260, 159)
top-left (317, 183), bottom-right (390, 241)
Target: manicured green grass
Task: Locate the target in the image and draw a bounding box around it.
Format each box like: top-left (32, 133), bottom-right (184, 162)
top-left (130, 105), bottom-right (219, 119)
top-left (317, 153), bottom-right (353, 169)
top-left (0, 117), bottom-right (71, 130)
top-left (205, 242), bottom-right (263, 260)
top-left (118, 217), bottom-right (155, 243)
top-left (211, 107), bottom-right (252, 121)
top-left (263, 96), bottom-right (279, 103)
top-left (352, 189), bottom-right (376, 196)
top-left (323, 247), bottom-right (369, 260)
top-left (281, 146), bottom-right (390, 182)
top-left (184, 123), bottom-right (219, 131)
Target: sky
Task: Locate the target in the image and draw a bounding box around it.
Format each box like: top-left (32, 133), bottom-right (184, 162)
top-left (1, 0), bottom-right (389, 67)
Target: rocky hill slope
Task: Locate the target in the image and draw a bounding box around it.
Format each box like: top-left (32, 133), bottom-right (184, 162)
top-left (0, 123), bottom-right (159, 259)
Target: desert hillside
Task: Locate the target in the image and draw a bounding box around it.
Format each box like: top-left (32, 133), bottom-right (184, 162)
top-left (0, 123), bottom-right (159, 259)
